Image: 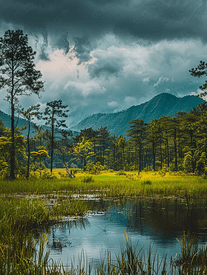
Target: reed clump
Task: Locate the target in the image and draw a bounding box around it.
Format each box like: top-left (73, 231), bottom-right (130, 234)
top-left (0, 196), bottom-right (89, 275)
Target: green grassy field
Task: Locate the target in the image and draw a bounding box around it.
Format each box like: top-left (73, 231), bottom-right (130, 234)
top-left (1, 169), bottom-right (207, 198)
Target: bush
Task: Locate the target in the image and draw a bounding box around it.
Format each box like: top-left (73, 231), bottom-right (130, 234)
top-left (196, 152), bottom-right (206, 175)
top-left (86, 161), bottom-right (106, 174)
top-left (116, 170), bottom-right (127, 176)
top-left (183, 152), bottom-right (193, 173)
top-left (40, 170), bottom-right (57, 179)
top-left (141, 180), bottom-right (152, 185)
top-left (82, 175), bottom-right (94, 183)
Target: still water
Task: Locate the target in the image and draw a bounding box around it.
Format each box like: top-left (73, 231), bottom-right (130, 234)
top-left (46, 198), bottom-right (207, 268)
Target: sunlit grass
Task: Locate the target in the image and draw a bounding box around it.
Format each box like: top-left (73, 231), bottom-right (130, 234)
top-left (1, 169), bottom-right (207, 198)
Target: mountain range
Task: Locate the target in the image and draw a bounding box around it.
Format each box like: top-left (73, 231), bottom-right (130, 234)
top-left (71, 93), bottom-right (204, 137)
top-left (0, 109), bottom-right (30, 130)
top-left (0, 93), bottom-right (204, 138)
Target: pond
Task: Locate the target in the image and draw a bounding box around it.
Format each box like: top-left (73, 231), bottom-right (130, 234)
top-left (46, 198), bottom-right (207, 271)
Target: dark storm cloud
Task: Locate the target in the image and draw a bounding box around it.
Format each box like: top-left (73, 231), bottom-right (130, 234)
top-left (73, 35), bottom-right (93, 64)
top-left (88, 53), bottom-right (123, 78)
top-left (39, 48), bottom-right (50, 61)
top-left (37, 30), bottom-right (50, 61)
top-left (53, 30), bottom-right (70, 54)
top-left (0, 0), bottom-right (207, 53)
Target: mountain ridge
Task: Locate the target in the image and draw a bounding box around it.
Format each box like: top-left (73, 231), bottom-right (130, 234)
top-left (72, 93), bottom-right (204, 136)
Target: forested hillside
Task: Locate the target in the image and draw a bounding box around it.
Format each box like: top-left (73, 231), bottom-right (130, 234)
top-left (72, 93), bottom-right (204, 136)
top-left (72, 101), bottom-right (207, 174)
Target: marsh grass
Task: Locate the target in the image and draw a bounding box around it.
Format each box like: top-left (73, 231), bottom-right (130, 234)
top-left (1, 170), bottom-right (207, 274)
top-left (1, 196), bottom-right (207, 274)
top-left (0, 196), bottom-right (89, 274)
top-left (1, 170), bottom-right (207, 198)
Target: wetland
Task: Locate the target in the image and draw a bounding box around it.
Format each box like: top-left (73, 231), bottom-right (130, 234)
top-left (1, 170), bottom-right (207, 274)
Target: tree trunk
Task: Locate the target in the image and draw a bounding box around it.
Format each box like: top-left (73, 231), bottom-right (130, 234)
top-left (174, 129), bottom-right (178, 171)
top-left (152, 138), bottom-right (156, 171)
top-left (166, 137), bottom-right (169, 168)
top-left (139, 143), bottom-right (142, 172)
top-left (26, 119), bottom-right (31, 179)
top-left (160, 140), bottom-right (162, 170)
top-left (10, 98), bottom-right (15, 180)
top-left (190, 134), bottom-right (195, 173)
top-left (51, 118), bottom-right (54, 173)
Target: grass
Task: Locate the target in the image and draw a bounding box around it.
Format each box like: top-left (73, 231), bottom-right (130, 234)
top-left (1, 170), bottom-right (207, 198)
top-left (0, 196), bottom-right (89, 274)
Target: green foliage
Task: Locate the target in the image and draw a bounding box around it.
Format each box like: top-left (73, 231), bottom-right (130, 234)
top-left (116, 170), bottom-right (127, 176)
top-left (43, 99), bottom-right (69, 173)
top-left (183, 151), bottom-right (193, 173)
top-left (196, 152), bottom-right (206, 174)
top-left (31, 149), bottom-right (50, 161)
top-left (158, 169), bottom-right (166, 177)
top-left (86, 161), bottom-right (106, 174)
top-left (141, 180), bottom-right (152, 185)
top-left (82, 175), bottom-right (94, 183)
top-left (40, 169), bottom-right (58, 179)
top-left (0, 29), bottom-right (44, 179)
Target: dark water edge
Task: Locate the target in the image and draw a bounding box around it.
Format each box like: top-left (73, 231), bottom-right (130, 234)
top-left (46, 198), bottom-right (207, 271)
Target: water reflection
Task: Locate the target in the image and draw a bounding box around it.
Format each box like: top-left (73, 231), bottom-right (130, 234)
top-left (46, 199), bottom-right (207, 267)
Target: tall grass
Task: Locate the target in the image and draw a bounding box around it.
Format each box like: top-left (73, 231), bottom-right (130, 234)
top-left (0, 196), bottom-right (88, 274)
top-left (1, 170), bottom-right (207, 198)
top-left (1, 196), bottom-right (207, 274)
top-left (2, 231), bottom-right (207, 274)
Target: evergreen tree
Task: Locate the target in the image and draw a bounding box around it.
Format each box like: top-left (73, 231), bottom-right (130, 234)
top-left (146, 119), bottom-right (160, 171)
top-left (127, 119), bottom-right (146, 172)
top-left (43, 100), bottom-right (69, 173)
top-left (0, 30), bottom-right (44, 179)
top-left (189, 61), bottom-right (207, 98)
top-left (96, 126), bottom-right (110, 165)
top-left (20, 104), bottom-right (41, 179)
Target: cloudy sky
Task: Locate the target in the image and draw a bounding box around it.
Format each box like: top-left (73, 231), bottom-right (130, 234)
top-left (0, 0), bottom-right (207, 127)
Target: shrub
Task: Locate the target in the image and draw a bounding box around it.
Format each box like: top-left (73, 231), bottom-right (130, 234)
top-left (183, 152), bottom-right (193, 173)
top-left (82, 176), bottom-right (94, 183)
top-left (116, 170), bottom-right (127, 176)
top-left (141, 180), bottom-right (152, 185)
top-left (196, 152), bottom-right (206, 175)
top-left (86, 161), bottom-right (106, 174)
top-left (40, 170), bottom-right (57, 179)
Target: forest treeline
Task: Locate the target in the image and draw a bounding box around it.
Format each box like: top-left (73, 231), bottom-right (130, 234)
top-left (1, 29), bottom-right (207, 179)
top-left (1, 101), bottom-right (207, 177)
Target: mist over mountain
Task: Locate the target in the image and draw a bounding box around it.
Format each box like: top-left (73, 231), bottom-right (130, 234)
top-left (72, 93), bottom-right (204, 137)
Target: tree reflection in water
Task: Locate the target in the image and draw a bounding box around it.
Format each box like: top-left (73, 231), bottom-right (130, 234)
top-left (46, 199), bottom-right (207, 267)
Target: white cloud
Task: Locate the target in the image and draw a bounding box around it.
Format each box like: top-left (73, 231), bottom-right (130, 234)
top-left (154, 76), bottom-right (173, 87)
top-left (142, 77), bottom-right (150, 83)
top-left (124, 96), bottom-right (138, 108)
top-left (64, 80), bottom-right (106, 97)
top-left (107, 101), bottom-right (118, 107)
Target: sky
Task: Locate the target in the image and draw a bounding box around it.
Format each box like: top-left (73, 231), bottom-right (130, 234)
top-left (0, 0), bottom-right (207, 127)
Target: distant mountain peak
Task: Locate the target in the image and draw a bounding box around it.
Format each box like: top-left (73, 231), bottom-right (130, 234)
top-left (72, 93), bottom-right (204, 137)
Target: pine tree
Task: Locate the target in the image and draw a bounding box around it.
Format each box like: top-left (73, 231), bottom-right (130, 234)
top-left (0, 30), bottom-right (44, 179)
top-left (20, 104), bottom-right (41, 179)
top-left (43, 100), bottom-right (69, 173)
